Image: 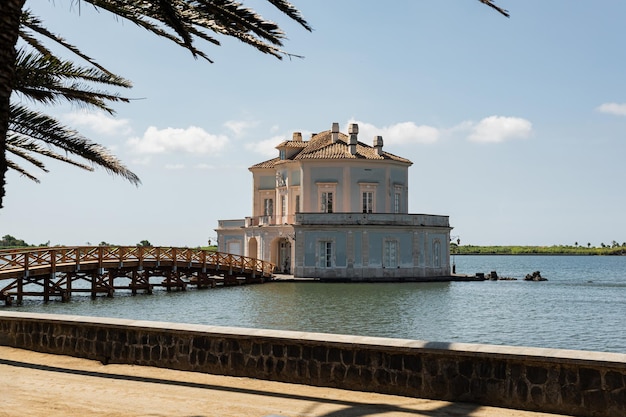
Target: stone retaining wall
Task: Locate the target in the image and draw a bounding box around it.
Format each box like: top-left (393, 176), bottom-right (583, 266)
top-left (0, 312), bottom-right (624, 417)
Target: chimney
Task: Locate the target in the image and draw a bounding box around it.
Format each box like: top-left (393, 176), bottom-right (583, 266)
top-left (292, 132), bottom-right (302, 141)
top-left (348, 123), bottom-right (358, 155)
top-left (331, 122), bottom-right (339, 143)
top-left (373, 135), bottom-right (384, 155)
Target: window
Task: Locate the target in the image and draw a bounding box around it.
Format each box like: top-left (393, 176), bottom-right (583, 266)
top-left (317, 182), bottom-right (337, 213)
top-left (279, 149), bottom-right (286, 160)
top-left (433, 241), bottom-right (441, 267)
top-left (263, 198), bottom-right (273, 216)
top-left (321, 192), bottom-right (333, 213)
top-left (281, 195), bottom-right (287, 216)
top-left (362, 191), bottom-right (373, 213)
top-left (295, 195), bottom-right (300, 213)
top-left (319, 241), bottom-right (333, 268)
top-left (383, 240), bottom-right (398, 268)
top-left (394, 192), bottom-right (401, 213)
top-left (359, 183), bottom-right (377, 213)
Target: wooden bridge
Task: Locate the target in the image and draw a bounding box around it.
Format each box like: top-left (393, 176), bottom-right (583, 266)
top-left (0, 246), bottom-right (275, 306)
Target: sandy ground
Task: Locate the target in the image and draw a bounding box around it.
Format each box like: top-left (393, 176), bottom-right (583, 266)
top-left (0, 346), bottom-right (570, 417)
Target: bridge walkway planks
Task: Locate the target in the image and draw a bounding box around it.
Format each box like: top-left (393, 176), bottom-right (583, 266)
top-left (0, 246), bottom-right (275, 305)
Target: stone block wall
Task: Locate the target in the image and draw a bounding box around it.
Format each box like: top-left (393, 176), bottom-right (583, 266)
top-left (0, 312), bottom-right (624, 417)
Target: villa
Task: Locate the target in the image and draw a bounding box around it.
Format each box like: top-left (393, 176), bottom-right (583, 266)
top-left (216, 122), bottom-right (452, 281)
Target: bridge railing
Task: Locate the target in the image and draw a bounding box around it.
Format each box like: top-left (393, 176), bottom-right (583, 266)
top-left (0, 246), bottom-right (275, 279)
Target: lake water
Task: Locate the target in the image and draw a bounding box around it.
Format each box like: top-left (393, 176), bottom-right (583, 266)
top-left (7, 255), bottom-right (626, 353)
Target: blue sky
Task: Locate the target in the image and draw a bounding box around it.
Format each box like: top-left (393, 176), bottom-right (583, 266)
top-left (3, 0), bottom-right (626, 247)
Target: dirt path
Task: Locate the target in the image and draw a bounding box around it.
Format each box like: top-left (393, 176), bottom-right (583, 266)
top-left (0, 346), bottom-right (568, 417)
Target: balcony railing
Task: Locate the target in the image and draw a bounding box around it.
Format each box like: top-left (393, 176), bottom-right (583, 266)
top-left (294, 212), bottom-right (450, 227)
top-left (245, 215), bottom-right (296, 227)
top-left (225, 213), bottom-right (450, 228)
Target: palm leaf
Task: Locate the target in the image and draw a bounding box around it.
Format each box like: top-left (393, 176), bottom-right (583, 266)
top-left (265, 0), bottom-right (311, 31)
top-left (9, 103), bottom-right (141, 185)
top-left (68, 0), bottom-right (311, 60)
top-left (7, 136), bottom-right (95, 172)
top-left (14, 50), bottom-right (131, 114)
top-left (6, 141), bottom-right (50, 172)
top-left (5, 159), bottom-right (41, 183)
top-left (478, 0), bottom-right (510, 17)
top-left (20, 9), bottom-right (117, 75)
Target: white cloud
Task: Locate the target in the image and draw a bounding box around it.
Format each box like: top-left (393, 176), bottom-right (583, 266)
top-left (597, 103), bottom-right (626, 116)
top-left (130, 156), bottom-right (151, 166)
top-left (164, 164), bottom-right (185, 170)
top-left (245, 135), bottom-right (286, 157)
top-left (194, 163), bottom-right (215, 170)
top-left (126, 126), bottom-right (229, 155)
top-left (468, 116), bottom-right (532, 143)
top-left (224, 120), bottom-right (258, 137)
top-left (348, 120), bottom-right (440, 145)
top-left (64, 111), bottom-right (132, 136)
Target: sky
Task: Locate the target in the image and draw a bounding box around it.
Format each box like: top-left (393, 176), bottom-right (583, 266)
top-left (2, 0), bottom-right (626, 248)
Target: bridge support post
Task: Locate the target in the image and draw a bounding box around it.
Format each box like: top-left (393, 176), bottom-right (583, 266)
top-left (16, 276), bottom-right (23, 305)
top-left (145, 270), bottom-right (153, 295)
top-left (90, 272), bottom-right (97, 300)
top-left (43, 274), bottom-right (50, 303)
top-left (66, 272), bottom-right (73, 296)
top-left (105, 270), bottom-right (114, 298)
top-left (131, 270), bottom-right (138, 295)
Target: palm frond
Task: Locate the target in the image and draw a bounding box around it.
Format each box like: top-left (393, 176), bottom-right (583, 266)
top-left (9, 103), bottom-right (141, 185)
top-left (6, 141), bottom-right (50, 172)
top-left (14, 50), bottom-right (131, 114)
top-left (5, 159), bottom-right (41, 183)
top-left (265, 0), bottom-right (312, 31)
top-left (20, 9), bottom-right (117, 75)
top-left (78, 0), bottom-right (311, 60)
top-left (8, 137), bottom-right (97, 172)
top-left (478, 0), bottom-right (510, 18)
top-left (20, 1), bottom-right (312, 67)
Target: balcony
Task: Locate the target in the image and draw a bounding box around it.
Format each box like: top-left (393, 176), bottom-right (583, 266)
top-left (217, 219), bottom-right (246, 229)
top-left (293, 212), bottom-right (450, 227)
top-left (245, 215), bottom-right (296, 227)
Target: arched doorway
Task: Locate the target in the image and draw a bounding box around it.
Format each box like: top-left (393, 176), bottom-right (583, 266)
top-left (248, 237), bottom-right (258, 259)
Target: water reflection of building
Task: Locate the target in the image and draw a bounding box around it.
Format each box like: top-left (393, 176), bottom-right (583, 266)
top-left (216, 122), bottom-right (452, 281)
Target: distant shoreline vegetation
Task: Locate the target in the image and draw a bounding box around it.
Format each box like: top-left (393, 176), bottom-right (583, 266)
top-left (451, 244), bottom-right (626, 256)
top-left (2, 234), bottom-right (624, 256)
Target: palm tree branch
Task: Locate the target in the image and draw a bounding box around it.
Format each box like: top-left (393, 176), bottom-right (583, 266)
top-left (6, 140), bottom-right (50, 172)
top-left (20, 9), bottom-right (119, 75)
top-left (78, 1), bottom-right (218, 61)
top-left (8, 137), bottom-right (97, 172)
top-left (15, 50), bottom-right (132, 88)
top-left (191, 0), bottom-right (288, 44)
top-left (5, 158), bottom-right (41, 183)
top-left (9, 103), bottom-right (141, 185)
top-left (478, 0), bottom-right (510, 18)
top-left (17, 28), bottom-right (55, 58)
top-left (14, 50), bottom-right (131, 114)
top-left (80, 0), bottom-right (307, 60)
top-left (264, 0), bottom-right (312, 31)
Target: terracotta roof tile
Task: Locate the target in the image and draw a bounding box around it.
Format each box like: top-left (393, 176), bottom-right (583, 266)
top-left (250, 157), bottom-right (281, 169)
top-left (250, 128), bottom-right (412, 169)
top-left (275, 140), bottom-right (308, 148)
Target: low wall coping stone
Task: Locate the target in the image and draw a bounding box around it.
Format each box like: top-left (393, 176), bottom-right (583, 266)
top-left (1, 311), bottom-right (625, 370)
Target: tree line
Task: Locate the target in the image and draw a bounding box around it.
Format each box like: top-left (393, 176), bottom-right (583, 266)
top-left (0, 235), bottom-right (152, 249)
top-left (451, 243), bottom-right (626, 256)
